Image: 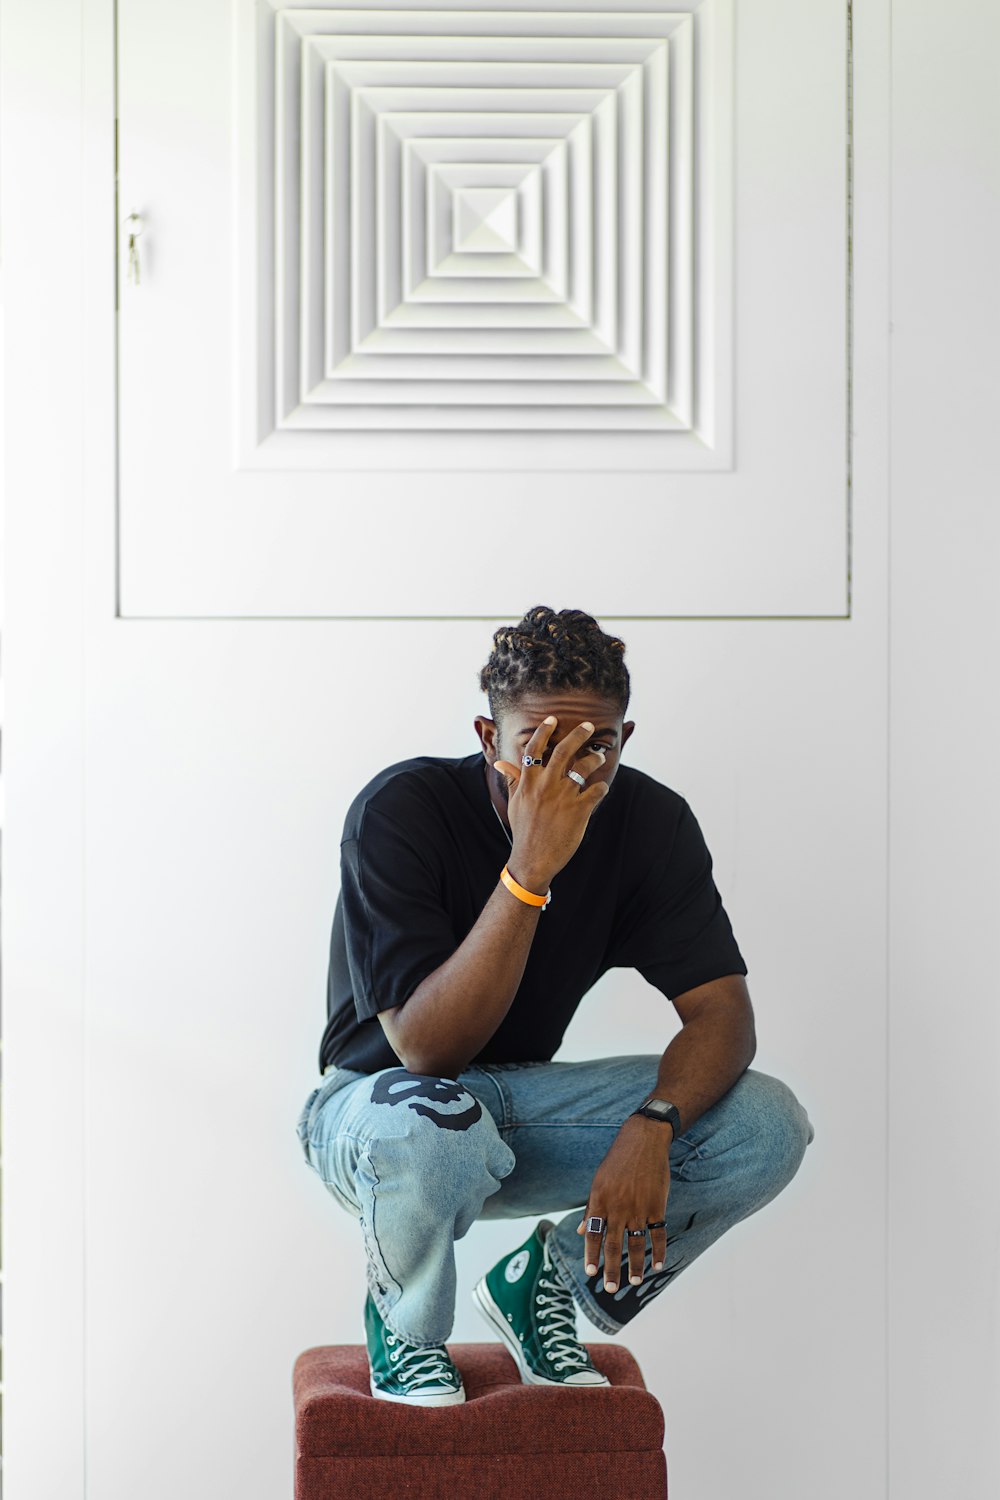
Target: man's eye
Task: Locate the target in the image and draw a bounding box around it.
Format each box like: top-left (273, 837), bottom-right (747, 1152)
top-left (526, 739), bottom-right (611, 755)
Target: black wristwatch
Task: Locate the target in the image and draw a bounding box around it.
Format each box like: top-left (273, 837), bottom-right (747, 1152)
top-left (630, 1094), bottom-right (682, 1136)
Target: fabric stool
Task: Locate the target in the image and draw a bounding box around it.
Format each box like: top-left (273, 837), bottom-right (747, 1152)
top-left (293, 1341), bottom-right (667, 1499)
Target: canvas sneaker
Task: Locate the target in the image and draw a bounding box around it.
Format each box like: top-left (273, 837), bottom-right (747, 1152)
top-left (472, 1218), bottom-right (610, 1387)
top-left (364, 1290), bottom-right (466, 1406)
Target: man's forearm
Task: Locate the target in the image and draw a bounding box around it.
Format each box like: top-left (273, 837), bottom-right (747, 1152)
top-left (629, 995), bottom-right (757, 1144)
top-left (389, 870), bottom-right (546, 1077)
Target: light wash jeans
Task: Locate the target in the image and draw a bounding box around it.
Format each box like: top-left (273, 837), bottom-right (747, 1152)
top-left (295, 1055), bottom-right (815, 1347)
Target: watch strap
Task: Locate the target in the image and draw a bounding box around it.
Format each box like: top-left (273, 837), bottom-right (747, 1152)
top-left (630, 1095), bottom-right (682, 1134)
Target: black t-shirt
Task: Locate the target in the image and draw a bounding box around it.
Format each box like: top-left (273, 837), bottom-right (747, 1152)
top-left (318, 752), bottom-right (747, 1075)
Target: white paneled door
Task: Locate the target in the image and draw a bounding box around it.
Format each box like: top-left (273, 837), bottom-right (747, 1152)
top-left (116, 0), bottom-right (854, 617)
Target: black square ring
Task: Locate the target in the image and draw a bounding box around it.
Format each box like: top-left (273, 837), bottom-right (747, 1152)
top-left (586, 1215), bottom-right (606, 1234)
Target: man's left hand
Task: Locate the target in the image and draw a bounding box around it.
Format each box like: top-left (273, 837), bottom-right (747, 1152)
top-left (576, 1116), bottom-right (673, 1292)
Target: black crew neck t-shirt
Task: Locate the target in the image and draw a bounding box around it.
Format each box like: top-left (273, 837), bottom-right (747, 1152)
top-left (318, 752), bottom-right (747, 1076)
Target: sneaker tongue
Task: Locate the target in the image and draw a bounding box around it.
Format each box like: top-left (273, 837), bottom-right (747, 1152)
top-left (542, 1237), bottom-right (566, 1284)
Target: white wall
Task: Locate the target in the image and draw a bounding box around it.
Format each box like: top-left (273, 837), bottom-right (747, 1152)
top-left (1, 3), bottom-right (996, 1500)
top-left (888, 3), bottom-right (1000, 1494)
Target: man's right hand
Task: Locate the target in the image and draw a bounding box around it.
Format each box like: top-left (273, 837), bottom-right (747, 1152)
top-left (492, 717), bottom-right (609, 892)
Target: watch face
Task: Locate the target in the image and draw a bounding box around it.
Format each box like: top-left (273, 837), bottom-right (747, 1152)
top-left (642, 1098), bottom-right (672, 1118)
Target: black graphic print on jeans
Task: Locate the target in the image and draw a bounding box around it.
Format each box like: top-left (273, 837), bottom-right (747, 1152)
top-left (370, 1069), bottom-right (483, 1131)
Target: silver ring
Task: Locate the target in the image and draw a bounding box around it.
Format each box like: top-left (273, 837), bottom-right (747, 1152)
top-left (522, 754), bottom-right (543, 767)
top-left (626, 1228), bottom-right (647, 1238)
top-left (585, 1215), bottom-right (606, 1234)
top-left (566, 769), bottom-right (586, 788)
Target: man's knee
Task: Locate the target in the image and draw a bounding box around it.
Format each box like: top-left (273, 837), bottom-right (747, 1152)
top-left (738, 1068), bottom-right (814, 1186)
top-left (359, 1067), bottom-right (515, 1212)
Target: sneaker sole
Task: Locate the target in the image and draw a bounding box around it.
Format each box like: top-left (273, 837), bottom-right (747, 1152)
top-left (369, 1377), bottom-right (466, 1406)
top-left (471, 1277), bottom-right (610, 1388)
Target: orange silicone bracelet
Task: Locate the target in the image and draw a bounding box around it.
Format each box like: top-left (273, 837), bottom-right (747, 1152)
top-left (500, 864), bottom-right (552, 910)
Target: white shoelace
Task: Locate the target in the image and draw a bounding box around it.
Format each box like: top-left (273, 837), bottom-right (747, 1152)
top-left (535, 1252), bottom-right (593, 1372)
top-left (386, 1335), bottom-right (458, 1388)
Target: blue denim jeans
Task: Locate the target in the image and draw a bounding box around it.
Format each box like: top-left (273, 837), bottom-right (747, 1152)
top-left (295, 1055), bottom-right (815, 1347)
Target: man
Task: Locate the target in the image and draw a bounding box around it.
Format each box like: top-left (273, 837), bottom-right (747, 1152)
top-left (295, 605), bottom-right (814, 1406)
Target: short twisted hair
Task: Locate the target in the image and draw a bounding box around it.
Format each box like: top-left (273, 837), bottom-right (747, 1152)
top-left (478, 605), bottom-right (630, 729)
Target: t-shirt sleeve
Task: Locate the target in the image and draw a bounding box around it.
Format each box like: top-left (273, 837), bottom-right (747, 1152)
top-left (611, 799), bottom-right (747, 1001)
top-left (339, 802), bottom-right (460, 1023)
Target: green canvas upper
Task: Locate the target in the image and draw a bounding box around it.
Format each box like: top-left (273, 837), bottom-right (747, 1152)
top-left (364, 1290), bottom-right (464, 1402)
top-left (475, 1219), bottom-right (609, 1385)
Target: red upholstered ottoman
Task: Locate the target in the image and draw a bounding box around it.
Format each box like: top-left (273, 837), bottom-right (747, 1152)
top-left (293, 1342), bottom-right (667, 1499)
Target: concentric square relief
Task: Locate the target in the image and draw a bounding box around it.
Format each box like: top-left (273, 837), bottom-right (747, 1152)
top-left (269, 2), bottom-right (726, 436)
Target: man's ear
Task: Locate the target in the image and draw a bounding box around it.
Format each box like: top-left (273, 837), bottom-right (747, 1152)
top-left (620, 720), bottom-right (636, 752)
top-left (474, 716), bottom-right (498, 757)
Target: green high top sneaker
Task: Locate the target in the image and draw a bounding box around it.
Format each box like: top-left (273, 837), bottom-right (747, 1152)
top-left (364, 1290), bottom-right (466, 1406)
top-left (472, 1218), bottom-right (610, 1387)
